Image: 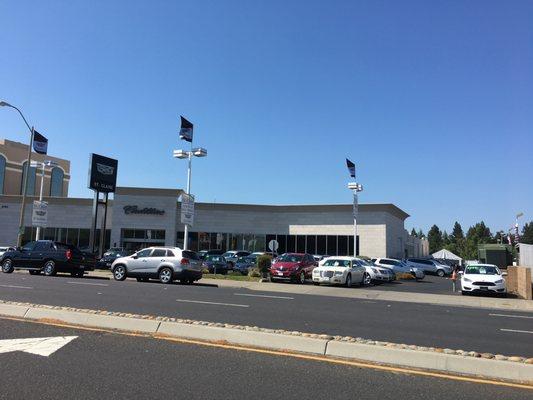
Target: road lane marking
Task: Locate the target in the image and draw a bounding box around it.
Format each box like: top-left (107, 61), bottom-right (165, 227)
top-left (0, 284), bottom-right (33, 289)
top-left (489, 313), bottom-right (533, 320)
top-left (66, 282), bottom-right (109, 287)
top-left (1, 316), bottom-right (531, 391)
top-left (176, 299), bottom-right (249, 308)
top-left (234, 293), bottom-right (294, 300)
top-left (500, 329), bottom-right (533, 334)
top-left (0, 336), bottom-right (78, 357)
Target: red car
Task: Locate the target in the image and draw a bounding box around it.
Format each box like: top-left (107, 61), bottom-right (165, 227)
top-left (270, 253), bottom-right (317, 284)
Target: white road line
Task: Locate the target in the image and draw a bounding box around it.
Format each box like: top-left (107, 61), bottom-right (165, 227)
top-left (489, 313), bottom-right (533, 320)
top-left (500, 329), bottom-right (533, 335)
top-left (234, 293), bottom-right (294, 300)
top-left (0, 284), bottom-right (33, 289)
top-left (176, 299), bottom-right (249, 308)
top-left (66, 281), bottom-right (109, 287)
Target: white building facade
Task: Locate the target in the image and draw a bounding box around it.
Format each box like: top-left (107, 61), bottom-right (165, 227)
top-left (0, 187), bottom-right (428, 259)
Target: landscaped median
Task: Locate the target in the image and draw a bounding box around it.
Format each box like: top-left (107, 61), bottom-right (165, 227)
top-left (0, 299), bottom-right (532, 385)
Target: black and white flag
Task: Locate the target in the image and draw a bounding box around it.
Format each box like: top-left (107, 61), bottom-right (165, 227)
top-left (179, 116), bottom-right (193, 142)
top-left (33, 131), bottom-right (48, 155)
top-left (346, 158), bottom-right (356, 178)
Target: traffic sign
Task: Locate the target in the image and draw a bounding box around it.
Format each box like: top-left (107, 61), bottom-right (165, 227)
top-left (268, 239), bottom-right (279, 252)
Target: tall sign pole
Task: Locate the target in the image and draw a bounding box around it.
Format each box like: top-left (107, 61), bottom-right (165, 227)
top-left (346, 158), bottom-right (362, 257)
top-left (17, 127), bottom-right (35, 247)
top-left (88, 154), bottom-right (118, 258)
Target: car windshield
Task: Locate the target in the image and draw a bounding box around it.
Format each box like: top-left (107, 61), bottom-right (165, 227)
top-left (323, 259), bottom-right (351, 268)
top-left (357, 259), bottom-right (372, 266)
top-left (206, 255), bottom-right (223, 262)
top-left (465, 265), bottom-right (500, 275)
top-left (278, 254), bottom-right (303, 263)
top-left (222, 252), bottom-right (235, 258)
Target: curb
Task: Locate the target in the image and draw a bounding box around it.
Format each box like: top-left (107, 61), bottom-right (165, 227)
top-left (0, 301), bottom-right (531, 385)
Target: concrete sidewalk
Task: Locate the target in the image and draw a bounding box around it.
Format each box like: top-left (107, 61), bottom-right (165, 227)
top-left (86, 270), bottom-right (533, 313)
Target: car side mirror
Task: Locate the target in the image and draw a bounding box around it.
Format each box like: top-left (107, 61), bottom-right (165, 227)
top-left (458, 271), bottom-right (463, 275)
top-left (132, 255), bottom-right (138, 259)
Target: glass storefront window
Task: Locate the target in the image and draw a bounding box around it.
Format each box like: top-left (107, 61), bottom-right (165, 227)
top-left (79, 229), bottom-right (90, 248)
top-left (338, 235), bottom-right (348, 256)
top-left (277, 235), bottom-right (287, 254)
top-left (253, 234), bottom-right (266, 252)
top-left (287, 235), bottom-right (296, 253)
top-left (306, 236), bottom-right (316, 255)
top-left (296, 235), bottom-right (306, 253)
top-left (316, 235), bottom-right (326, 255)
top-left (66, 228), bottom-right (78, 246)
top-left (327, 236), bottom-right (337, 256)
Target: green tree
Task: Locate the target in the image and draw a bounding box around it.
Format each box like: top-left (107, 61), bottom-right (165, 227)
top-left (521, 222), bottom-right (533, 245)
top-left (464, 221), bottom-right (493, 260)
top-left (447, 221), bottom-right (465, 258)
top-left (410, 228), bottom-right (417, 237)
top-left (427, 225), bottom-right (443, 254)
top-left (417, 229), bottom-right (425, 239)
top-left (442, 231), bottom-right (451, 247)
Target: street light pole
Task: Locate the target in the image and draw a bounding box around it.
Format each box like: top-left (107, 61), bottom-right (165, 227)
top-left (0, 101), bottom-right (36, 247)
top-left (348, 182), bottom-right (363, 257)
top-left (173, 146), bottom-right (207, 251)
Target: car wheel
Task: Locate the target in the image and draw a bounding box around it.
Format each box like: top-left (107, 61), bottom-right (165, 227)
top-left (187, 279), bottom-right (195, 285)
top-left (2, 259), bottom-right (14, 274)
top-left (43, 261), bottom-right (56, 277)
top-left (313, 282), bottom-right (319, 286)
top-left (437, 269), bottom-right (445, 277)
top-left (158, 267), bottom-right (173, 284)
top-left (29, 270), bottom-right (40, 275)
top-left (363, 273), bottom-right (371, 286)
top-left (298, 271), bottom-right (306, 284)
top-left (461, 290), bottom-right (467, 296)
top-left (270, 277), bottom-right (277, 283)
top-left (113, 265), bottom-right (127, 281)
top-left (345, 273), bottom-right (352, 287)
top-left (136, 277), bottom-right (143, 282)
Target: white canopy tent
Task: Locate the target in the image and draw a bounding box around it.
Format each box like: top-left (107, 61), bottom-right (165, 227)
top-left (432, 249), bottom-right (462, 265)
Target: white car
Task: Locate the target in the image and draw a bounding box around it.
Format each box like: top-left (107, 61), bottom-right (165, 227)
top-left (312, 257), bottom-right (369, 287)
top-left (460, 264), bottom-right (506, 296)
top-left (405, 258), bottom-right (451, 277)
top-left (111, 247), bottom-right (203, 284)
top-left (356, 258), bottom-right (395, 283)
top-left (0, 247), bottom-right (15, 258)
top-left (374, 258), bottom-right (425, 280)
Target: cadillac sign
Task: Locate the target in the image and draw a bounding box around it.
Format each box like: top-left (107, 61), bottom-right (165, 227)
top-left (123, 206), bottom-right (165, 215)
top-left (88, 153), bottom-right (118, 193)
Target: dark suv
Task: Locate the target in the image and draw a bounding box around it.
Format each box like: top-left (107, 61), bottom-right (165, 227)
top-left (0, 240), bottom-right (95, 277)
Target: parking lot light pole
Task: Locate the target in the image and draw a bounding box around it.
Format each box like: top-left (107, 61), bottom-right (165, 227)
top-left (173, 147), bottom-right (207, 250)
top-left (31, 160), bottom-right (59, 240)
top-left (348, 182), bottom-right (363, 257)
top-left (0, 101), bottom-right (35, 247)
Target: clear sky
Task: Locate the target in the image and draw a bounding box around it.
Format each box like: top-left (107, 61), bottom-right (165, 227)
top-left (1, 0), bottom-right (531, 234)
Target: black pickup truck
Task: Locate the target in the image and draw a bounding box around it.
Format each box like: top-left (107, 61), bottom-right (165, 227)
top-left (0, 240), bottom-right (95, 277)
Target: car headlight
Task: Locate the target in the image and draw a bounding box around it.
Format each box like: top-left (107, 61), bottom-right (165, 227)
top-left (495, 279), bottom-right (503, 284)
top-left (334, 271), bottom-right (343, 276)
top-left (372, 268), bottom-right (378, 273)
top-left (463, 277), bottom-right (472, 282)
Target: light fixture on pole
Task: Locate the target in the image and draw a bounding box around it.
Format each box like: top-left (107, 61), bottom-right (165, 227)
top-left (30, 160), bottom-right (59, 240)
top-left (1, 101), bottom-right (36, 247)
top-left (173, 146), bottom-right (207, 250)
top-left (515, 212), bottom-right (524, 245)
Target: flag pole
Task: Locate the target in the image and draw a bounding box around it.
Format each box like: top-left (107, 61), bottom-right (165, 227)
top-left (17, 127), bottom-right (34, 247)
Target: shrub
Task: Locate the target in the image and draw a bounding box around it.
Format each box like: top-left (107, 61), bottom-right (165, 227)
top-left (248, 268), bottom-right (261, 278)
top-left (395, 272), bottom-right (415, 280)
top-left (257, 255), bottom-right (272, 274)
top-left (228, 271), bottom-right (242, 277)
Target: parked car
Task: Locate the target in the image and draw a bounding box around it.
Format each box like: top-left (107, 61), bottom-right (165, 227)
top-left (460, 264), bottom-right (506, 296)
top-left (356, 258), bottom-right (395, 283)
top-left (233, 255), bottom-right (256, 275)
top-left (111, 247), bottom-right (202, 284)
top-left (222, 250), bottom-right (251, 269)
top-left (312, 257), bottom-right (368, 287)
top-left (96, 249), bottom-right (131, 269)
top-left (0, 240), bottom-right (95, 277)
top-left (270, 253), bottom-right (317, 284)
top-left (202, 255), bottom-right (230, 275)
top-left (0, 247), bottom-right (15, 257)
top-left (198, 249), bottom-right (225, 260)
top-left (405, 258), bottom-right (451, 277)
top-left (374, 258), bottom-right (425, 280)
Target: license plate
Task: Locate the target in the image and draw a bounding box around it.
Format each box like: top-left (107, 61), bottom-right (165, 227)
top-left (480, 287), bottom-right (488, 290)
top-left (277, 272), bottom-right (284, 276)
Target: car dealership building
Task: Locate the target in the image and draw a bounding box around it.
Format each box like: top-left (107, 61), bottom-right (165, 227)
top-left (0, 138), bottom-right (428, 258)
top-left (0, 186), bottom-right (428, 259)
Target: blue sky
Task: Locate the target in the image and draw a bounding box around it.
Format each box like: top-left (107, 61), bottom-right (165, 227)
top-left (1, 0), bottom-right (532, 234)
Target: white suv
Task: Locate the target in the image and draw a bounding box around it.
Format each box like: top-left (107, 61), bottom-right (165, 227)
top-left (405, 258), bottom-right (451, 277)
top-left (374, 258), bottom-right (425, 280)
top-left (111, 247), bottom-right (203, 284)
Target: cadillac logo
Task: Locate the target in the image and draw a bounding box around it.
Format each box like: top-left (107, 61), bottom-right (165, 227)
top-left (123, 205), bottom-right (165, 215)
top-left (96, 163), bottom-right (115, 175)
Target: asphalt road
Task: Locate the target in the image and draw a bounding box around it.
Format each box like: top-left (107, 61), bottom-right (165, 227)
top-left (1, 272), bottom-right (532, 357)
top-left (0, 318), bottom-right (531, 400)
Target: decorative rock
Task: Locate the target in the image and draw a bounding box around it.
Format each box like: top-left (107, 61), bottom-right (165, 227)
top-left (481, 353), bottom-right (494, 359)
top-left (434, 348), bottom-right (444, 353)
top-left (495, 355), bottom-right (508, 361)
top-left (417, 347), bottom-right (429, 352)
top-left (443, 349), bottom-right (455, 355)
top-left (508, 356), bottom-right (524, 362)
top-left (525, 358), bottom-right (533, 364)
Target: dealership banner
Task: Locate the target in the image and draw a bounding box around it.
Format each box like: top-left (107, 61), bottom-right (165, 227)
top-left (180, 193), bottom-right (195, 226)
top-left (179, 116), bottom-right (193, 142)
top-left (346, 158), bottom-right (356, 179)
top-left (88, 153), bottom-right (118, 193)
top-left (32, 200), bottom-right (48, 227)
top-left (33, 131), bottom-right (48, 155)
